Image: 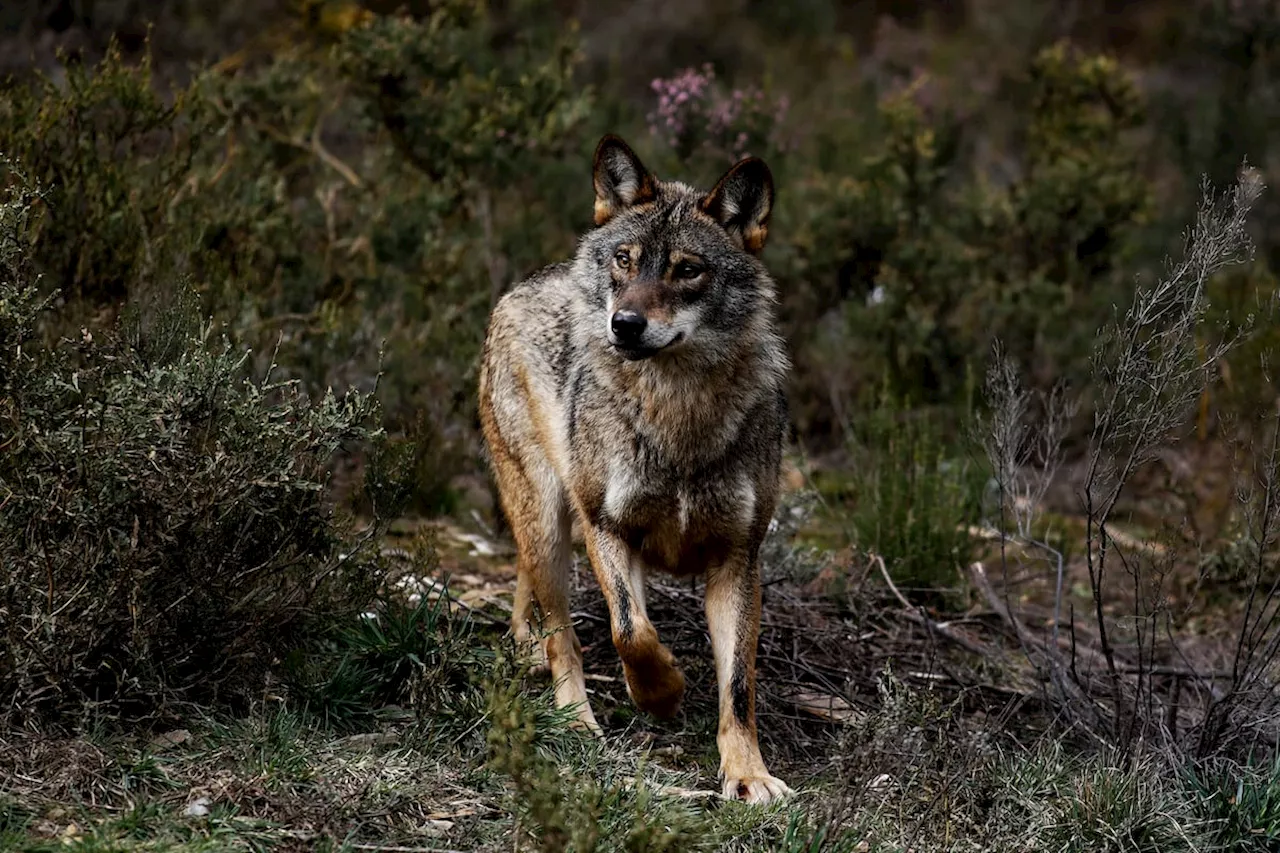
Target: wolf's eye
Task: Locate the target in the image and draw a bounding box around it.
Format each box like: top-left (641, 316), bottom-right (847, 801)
top-left (673, 261), bottom-right (703, 280)
top-left (614, 250), bottom-right (631, 269)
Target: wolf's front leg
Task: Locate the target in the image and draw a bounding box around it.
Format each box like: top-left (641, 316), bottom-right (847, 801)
top-left (583, 526), bottom-right (686, 718)
top-left (705, 554), bottom-right (791, 804)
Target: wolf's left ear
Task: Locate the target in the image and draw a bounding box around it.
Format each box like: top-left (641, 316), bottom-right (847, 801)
top-left (593, 135), bottom-right (657, 226)
top-left (700, 157), bottom-right (774, 254)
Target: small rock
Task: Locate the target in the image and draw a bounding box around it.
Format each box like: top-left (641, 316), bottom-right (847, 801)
top-left (31, 820), bottom-right (59, 838)
top-left (341, 732), bottom-right (399, 748)
top-left (184, 797), bottom-right (212, 818)
top-left (867, 773), bottom-right (894, 793)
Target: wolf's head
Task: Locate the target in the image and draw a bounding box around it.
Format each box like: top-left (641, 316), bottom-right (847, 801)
top-left (573, 134), bottom-right (776, 363)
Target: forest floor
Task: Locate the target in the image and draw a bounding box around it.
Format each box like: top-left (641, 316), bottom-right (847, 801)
top-left (3, 450), bottom-right (1278, 852)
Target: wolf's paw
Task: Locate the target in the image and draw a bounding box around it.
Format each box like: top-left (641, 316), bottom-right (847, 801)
top-left (623, 661), bottom-right (686, 719)
top-left (721, 774), bottom-right (792, 805)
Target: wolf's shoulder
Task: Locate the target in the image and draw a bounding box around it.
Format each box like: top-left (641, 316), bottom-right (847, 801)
top-left (488, 262), bottom-right (580, 378)
top-left (503, 262), bottom-right (575, 302)
top-left (491, 262), bottom-right (575, 333)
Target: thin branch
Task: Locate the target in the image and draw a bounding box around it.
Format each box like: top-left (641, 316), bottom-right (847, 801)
top-left (873, 553), bottom-right (991, 657)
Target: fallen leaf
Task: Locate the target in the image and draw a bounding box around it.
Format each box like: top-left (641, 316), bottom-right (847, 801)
top-left (786, 690), bottom-right (863, 724)
top-left (150, 729), bottom-right (191, 749)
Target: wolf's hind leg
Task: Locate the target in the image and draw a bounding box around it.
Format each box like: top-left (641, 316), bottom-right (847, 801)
top-left (489, 451), bottom-right (598, 733)
top-left (512, 567), bottom-right (549, 674)
top-left (705, 552), bottom-right (790, 804)
top-left (525, 493), bottom-right (599, 732)
top-left (583, 526), bottom-right (685, 718)
top-left (521, 487), bottom-right (597, 732)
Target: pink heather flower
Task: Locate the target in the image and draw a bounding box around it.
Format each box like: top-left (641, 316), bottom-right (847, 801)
top-left (647, 64), bottom-right (790, 162)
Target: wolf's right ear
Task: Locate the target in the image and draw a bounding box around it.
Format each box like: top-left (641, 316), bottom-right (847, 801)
top-left (593, 135), bottom-right (657, 226)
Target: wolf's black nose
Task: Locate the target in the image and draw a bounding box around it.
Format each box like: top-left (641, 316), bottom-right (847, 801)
top-left (611, 310), bottom-right (647, 342)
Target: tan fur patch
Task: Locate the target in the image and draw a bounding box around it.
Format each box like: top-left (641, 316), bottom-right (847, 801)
top-left (742, 224), bottom-right (769, 254)
top-left (614, 280), bottom-right (674, 325)
top-left (593, 198), bottom-right (614, 226)
top-left (593, 173), bottom-right (657, 225)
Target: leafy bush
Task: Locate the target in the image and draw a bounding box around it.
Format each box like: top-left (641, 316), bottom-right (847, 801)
top-left (0, 2), bottom-right (592, 511)
top-left (740, 42), bottom-right (1152, 437)
top-left (0, 44), bottom-right (197, 307)
top-left (484, 650), bottom-right (709, 853)
top-left (823, 391), bottom-right (987, 599)
top-left (0, 173), bottom-right (386, 723)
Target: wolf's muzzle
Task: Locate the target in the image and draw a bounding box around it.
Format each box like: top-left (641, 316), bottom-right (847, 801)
top-left (610, 309), bottom-right (647, 343)
top-left (610, 309), bottom-right (661, 360)
top-left (610, 331), bottom-right (684, 361)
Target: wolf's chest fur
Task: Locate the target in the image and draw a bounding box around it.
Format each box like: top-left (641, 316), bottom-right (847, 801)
top-left (565, 361), bottom-right (769, 577)
top-left (595, 448), bottom-right (757, 576)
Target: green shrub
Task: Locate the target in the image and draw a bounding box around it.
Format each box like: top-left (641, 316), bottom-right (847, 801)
top-left (0, 3), bottom-right (592, 512)
top-left (189, 0), bottom-right (591, 391)
top-left (484, 651), bottom-right (710, 853)
top-left (0, 44), bottom-right (197, 307)
top-left (756, 42), bottom-right (1151, 436)
top-left (284, 539), bottom-right (492, 731)
top-left (0, 173), bottom-right (386, 722)
top-left (826, 390), bottom-right (987, 599)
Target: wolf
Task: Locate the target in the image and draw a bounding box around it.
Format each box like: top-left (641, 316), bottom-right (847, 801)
top-left (478, 134), bottom-right (791, 804)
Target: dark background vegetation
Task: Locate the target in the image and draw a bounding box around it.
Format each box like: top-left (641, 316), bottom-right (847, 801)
top-left (3, 1), bottom-right (1280, 850)
top-left (4, 0), bottom-right (1277, 454)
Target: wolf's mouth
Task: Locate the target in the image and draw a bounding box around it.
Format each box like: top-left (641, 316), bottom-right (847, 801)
top-left (612, 332), bottom-right (685, 361)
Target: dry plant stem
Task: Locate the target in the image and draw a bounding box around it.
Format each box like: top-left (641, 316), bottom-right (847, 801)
top-left (1200, 407), bottom-right (1280, 752)
top-left (310, 109), bottom-right (365, 189)
top-left (967, 562), bottom-right (1106, 731)
top-left (477, 186), bottom-right (509, 311)
top-left (1234, 418), bottom-right (1280, 680)
top-left (981, 346), bottom-right (1090, 720)
top-left (979, 167), bottom-right (1264, 748)
top-left (873, 554), bottom-right (989, 657)
top-left (1080, 168), bottom-right (1263, 743)
top-left (980, 350), bottom-right (1077, 667)
top-left (1037, 536), bottom-right (1067, 651)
